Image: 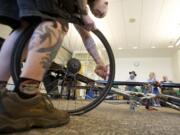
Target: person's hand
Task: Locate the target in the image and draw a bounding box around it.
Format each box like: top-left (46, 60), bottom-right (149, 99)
top-left (82, 15), bottom-right (96, 31)
top-left (95, 64), bottom-right (109, 80)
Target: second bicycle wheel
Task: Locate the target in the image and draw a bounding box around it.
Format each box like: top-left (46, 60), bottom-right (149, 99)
top-left (11, 24), bottom-right (115, 115)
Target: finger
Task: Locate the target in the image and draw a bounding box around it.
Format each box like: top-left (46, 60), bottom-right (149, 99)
top-left (86, 23), bottom-right (95, 31)
top-left (83, 25), bottom-right (91, 31)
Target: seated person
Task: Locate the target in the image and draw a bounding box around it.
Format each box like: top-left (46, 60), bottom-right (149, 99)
top-left (161, 76), bottom-right (172, 83)
top-left (147, 72), bottom-right (161, 107)
top-left (160, 76), bottom-right (174, 95)
top-left (126, 71), bottom-right (137, 91)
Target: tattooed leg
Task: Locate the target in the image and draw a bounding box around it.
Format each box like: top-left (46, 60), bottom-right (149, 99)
top-left (21, 21), bottom-right (67, 81)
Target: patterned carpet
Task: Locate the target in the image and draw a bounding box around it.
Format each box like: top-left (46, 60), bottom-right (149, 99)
top-left (9, 102), bottom-right (180, 135)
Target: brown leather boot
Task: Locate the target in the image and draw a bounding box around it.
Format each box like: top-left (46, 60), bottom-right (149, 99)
top-left (0, 91), bottom-right (70, 133)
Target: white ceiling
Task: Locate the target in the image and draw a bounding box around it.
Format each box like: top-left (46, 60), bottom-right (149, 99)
top-left (92, 0), bottom-right (180, 50)
top-left (1, 0), bottom-right (180, 52)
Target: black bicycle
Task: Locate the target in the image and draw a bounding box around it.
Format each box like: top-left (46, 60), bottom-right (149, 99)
top-left (10, 16), bottom-right (115, 115)
top-left (109, 81), bottom-right (180, 111)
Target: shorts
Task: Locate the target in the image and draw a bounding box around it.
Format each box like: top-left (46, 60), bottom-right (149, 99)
top-left (0, 0), bottom-right (68, 30)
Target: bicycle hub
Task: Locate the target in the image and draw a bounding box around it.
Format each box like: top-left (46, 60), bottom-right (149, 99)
top-left (67, 58), bottom-right (81, 74)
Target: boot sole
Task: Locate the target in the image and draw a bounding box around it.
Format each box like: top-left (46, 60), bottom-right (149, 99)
top-left (0, 115), bottom-right (70, 133)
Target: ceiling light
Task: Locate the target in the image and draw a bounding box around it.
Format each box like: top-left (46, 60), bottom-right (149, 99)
top-left (151, 46), bottom-right (156, 49)
top-left (175, 38), bottom-right (180, 46)
top-left (129, 18), bottom-right (136, 23)
top-left (133, 46), bottom-right (138, 49)
top-left (118, 47), bottom-right (123, 50)
top-left (168, 45), bottom-right (174, 48)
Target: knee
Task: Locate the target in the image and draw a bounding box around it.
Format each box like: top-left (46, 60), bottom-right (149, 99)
top-left (39, 21), bottom-right (63, 35)
top-left (30, 21), bottom-right (64, 47)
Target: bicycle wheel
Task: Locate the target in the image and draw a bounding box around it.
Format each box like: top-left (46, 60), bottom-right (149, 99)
top-left (11, 24), bottom-right (115, 115)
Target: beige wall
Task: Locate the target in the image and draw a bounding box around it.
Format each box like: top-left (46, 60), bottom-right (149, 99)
top-left (0, 24), bottom-right (11, 38)
top-left (172, 50), bottom-right (180, 82)
top-left (115, 57), bottom-right (174, 82)
top-left (54, 47), bottom-right (72, 65)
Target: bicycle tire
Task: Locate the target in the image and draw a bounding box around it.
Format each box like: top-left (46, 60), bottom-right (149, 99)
top-left (11, 24), bottom-right (38, 85)
top-left (10, 24), bottom-right (115, 115)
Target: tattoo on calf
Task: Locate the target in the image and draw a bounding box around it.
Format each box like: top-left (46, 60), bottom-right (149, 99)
top-left (39, 40), bottom-right (60, 71)
top-left (40, 53), bottom-right (51, 70)
top-left (29, 23), bottom-right (58, 51)
top-left (37, 24), bottom-right (57, 44)
top-left (30, 22), bottom-right (61, 71)
top-left (40, 48), bottom-right (60, 71)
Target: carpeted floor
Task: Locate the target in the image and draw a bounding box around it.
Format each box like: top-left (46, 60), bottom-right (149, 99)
top-left (9, 102), bottom-right (180, 135)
